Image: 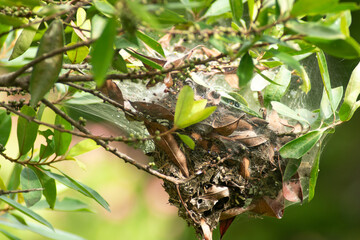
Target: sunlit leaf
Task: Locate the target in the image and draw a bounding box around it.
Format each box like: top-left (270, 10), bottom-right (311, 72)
top-left (20, 168), bottom-right (42, 208)
top-left (65, 139), bottom-right (99, 159)
top-left (0, 196), bottom-right (53, 229)
top-left (0, 0), bottom-right (41, 7)
top-left (93, 0), bottom-right (115, 17)
top-left (66, 43), bottom-right (89, 64)
top-left (136, 31), bottom-right (165, 57)
top-left (204, 0), bottom-right (230, 17)
top-left (76, 8), bottom-right (87, 26)
top-left (177, 133), bottom-right (195, 150)
top-left (17, 106), bottom-right (39, 156)
top-left (279, 130), bottom-right (323, 159)
top-left (91, 18), bottom-right (116, 87)
top-left (277, 0), bottom-right (294, 16)
top-left (237, 52), bottom-right (254, 87)
top-left (29, 19), bottom-right (64, 107)
top-left (339, 61), bottom-right (360, 121)
top-left (53, 110), bottom-right (72, 156)
top-left (53, 197), bottom-right (91, 212)
top-left (0, 109), bottom-right (11, 146)
top-left (9, 20), bottom-right (41, 60)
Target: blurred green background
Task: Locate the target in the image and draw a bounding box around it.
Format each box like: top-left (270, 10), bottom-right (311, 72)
top-left (1, 2), bottom-right (360, 240)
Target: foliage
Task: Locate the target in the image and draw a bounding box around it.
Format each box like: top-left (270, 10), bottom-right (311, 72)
top-left (0, 0), bottom-right (359, 239)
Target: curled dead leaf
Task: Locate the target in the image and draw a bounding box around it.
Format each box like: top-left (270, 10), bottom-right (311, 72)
top-left (219, 217), bottom-right (235, 240)
top-left (237, 119), bottom-right (253, 131)
top-left (144, 121), bottom-right (189, 177)
top-left (200, 219), bottom-right (213, 240)
top-left (230, 131), bottom-right (268, 147)
top-left (131, 102), bottom-right (174, 121)
top-left (212, 114), bottom-right (245, 136)
top-left (251, 192), bottom-right (284, 219)
top-left (283, 172), bottom-right (303, 203)
top-left (240, 157), bottom-right (251, 179)
top-left (98, 80), bottom-right (124, 106)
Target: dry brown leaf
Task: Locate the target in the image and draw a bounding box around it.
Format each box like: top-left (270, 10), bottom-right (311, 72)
top-left (240, 157), bottom-right (251, 179)
top-left (283, 172), bottom-right (303, 203)
top-left (98, 80), bottom-right (124, 106)
top-left (251, 192), bottom-right (284, 219)
top-left (158, 28), bottom-right (173, 49)
top-left (201, 46), bottom-right (221, 58)
top-left (202, 185), bottom-right (229, 200)
top-left (224, 74), bottom-right (239, 89)
top-left (219, 217), bottom-right (235, 240)
top-left (131, 102), bottom-right (174, 121)
top-left (237, 119), bottom-right (253, 131)
top-left (230, 131), bottom-right (268, 147)
top-left (164, 72), bottom-right (173, 87)
top-left (145, 121), bottom-right (189, 177)
top-left (200, 219), bottom-right (213, 240)
top-left (212, 115), bottom-right (244, 136)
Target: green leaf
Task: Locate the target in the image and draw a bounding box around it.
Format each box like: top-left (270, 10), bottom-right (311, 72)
top-left (271, 101), bottom-right (309, 125)
top-left (0, 220), bottom-right (85, 240)
top-left (174, 86), bottom-right (217, 129)
top-left (112, 52), bottom-right (128, 73)
top-left (156, 8), bottom-right (187, 24)
top-left (65, 139), bottom-right (99, 159)
top-left (20, 168), bottom-right (42, 207)
top-left (339, 61), bottom-right (360, 121)
top-left (91, 18), bottom-right (116, 87)
top-left (237, 52), bottom-right (254, 87)
top-left (0, 196), bottom-right (53, 229)
top-left (291, 0), bottom-right (359, 17)
top-left (43, 171), bottom-right (110, 211)
top-left (0, 0), bottom-right (41, 7)
top-left (277, 0), bottom-right (294, 16)
top-left (53, 197), bottom-right (91, 212)
top-left (177, 133), bottom-right (195, 150)
top-left (320, 86), bottom-right (343, 120)
top-left (136, 31), bottom-right (165, 57)
top-left (283, 158), bottom-right (301, 181)
top-left (308, 147), bottom-right (321, 202)
top-left (305, 36), bottom-right (360, 59)
top-left (229, 0), bottom-right (243, 26)
top-left (9, 20), bottom-right (41, 60)
top-left (17, 106), bottom-right (39, 156)
top-left (32, 168), bottom-right (56, 209)
top-left (221, 96), bottom-right (262, 117)
top-left (125, 49), bottom-right (162, 70)
top-left (204, 0), bottom-right (230, 17)
top-left (29, 19), bottom-right (64, 107)
top-left (66, 43), bottom-right (89, 64)
top-left (299, 65), bottom-right (311, 93)
top-left (0, 109), bottom-right (11, 146)
top-left (286, 20), bottom-right (344, 40)
top-left (264, 65), bottom-right (291, 105)
top-left (0, 14), bottom-right (26, 27)
top-left (53, 111), bottom-right (72, 156)
top-left (76, 7), bottom-right (87, 26)
top-left (248, 0), bottom-right (255, 21)
top-left (228, 92), bottom-right (248, 106)
top-left (174, 86), bottom-right (194, 127)
top-left (280, 130), bottom-right (323, 159)
top-left (316, 50), bottom-right (335, 114)
top-left (268, 49), bottom-right (301, 72)
top-left (0, 228), bottom-right (20, 240)
top-left (7, 165), bottom-right (22, 199)
top-left (93, 0), bottom-right (115, 17)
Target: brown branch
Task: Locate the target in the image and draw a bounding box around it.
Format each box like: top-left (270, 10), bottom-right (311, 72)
top-left (0, 188), bottom-right (44, 195)
top-left (41, 99), bottom-right (183, 184)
